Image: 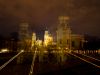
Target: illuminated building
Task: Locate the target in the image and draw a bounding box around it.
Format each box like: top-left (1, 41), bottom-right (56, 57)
top-left (19, 23), bottom-right (29, 41)
top-left (71, 34), bottom-right (84, 50)
top-left (57, 16), bottom-right (84, 50)
top-left (31, 32), bottom-right (36, 47)
top-left (18, 23), bottom-right (31, 49)
top-left (44, 30), bottom-right (53, 46)
top-left (36, 39), bottom-right (42, 46)
top-left (17, 23), bottom-right (30, 64)
top-left (57, 16), bottom-right (71, 49)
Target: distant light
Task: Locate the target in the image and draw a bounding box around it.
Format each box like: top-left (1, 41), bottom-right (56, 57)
top-left (66, 48), bottom-right (68, 50)
top-left (58, 47), bottom-right (61, 49)
top-left (0, 49), bottom-right (9, 53)
top-left (44, 50), bottom-right (48, 53)
top-left (21, 50), bottom-right (24, 52)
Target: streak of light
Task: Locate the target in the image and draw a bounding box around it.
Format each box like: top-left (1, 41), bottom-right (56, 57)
top-left (74, 51), bottom-right (100, 62)
top-left (66, 52), bottom-right (100, 68)
top-left (0, 48), bottom-right (9, 53)
top-left (0, 50), bottom-right (24, 71)
top-left (29, 48), bottom-right (37, 75)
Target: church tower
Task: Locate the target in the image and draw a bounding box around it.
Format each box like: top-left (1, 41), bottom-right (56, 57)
top-left (19, 23), bottom-right (29, 41)
top-left (57, 16), bottom-right (71, 49)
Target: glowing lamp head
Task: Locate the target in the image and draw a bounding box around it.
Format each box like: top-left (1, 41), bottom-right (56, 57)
top-left (21, 50), bottom-right (24, 52)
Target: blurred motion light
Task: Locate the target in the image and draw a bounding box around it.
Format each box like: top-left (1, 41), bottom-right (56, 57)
top-left (0, 48), bottom-right (9, 53)
top-left (21, 50), bottom-right (24, 52)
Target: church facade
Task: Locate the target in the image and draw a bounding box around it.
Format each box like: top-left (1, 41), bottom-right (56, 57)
top-left (57, 16), bottom-right (84, 50)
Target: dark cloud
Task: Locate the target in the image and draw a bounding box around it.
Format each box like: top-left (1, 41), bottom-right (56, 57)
top-left (0, 0), bottom-right (100, 37)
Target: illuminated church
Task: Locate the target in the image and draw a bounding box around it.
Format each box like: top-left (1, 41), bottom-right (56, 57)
top-left (30, 16), bottom-right (84, 50)
top-left (57, 16), bottom-right (84, 50)
top-left (44, 30), bottom-right (53, 46)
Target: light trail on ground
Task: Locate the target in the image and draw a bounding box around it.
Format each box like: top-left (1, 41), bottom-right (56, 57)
top-left (66, 51), bottom-right (100, 68)
top-left (73, 51), bottom-right (100, 62)
top-left (0, 50), bottom-right (24, 71)
top-left (29, 48), bottom-right (37, 75)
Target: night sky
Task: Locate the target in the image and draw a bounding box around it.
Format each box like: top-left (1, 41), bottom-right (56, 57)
top-left (0, 0), bottom-right (100, 37)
